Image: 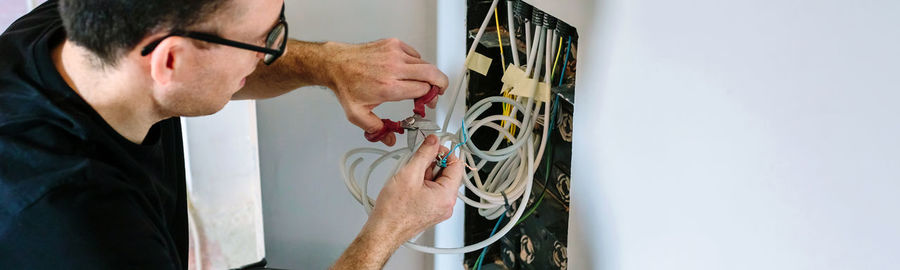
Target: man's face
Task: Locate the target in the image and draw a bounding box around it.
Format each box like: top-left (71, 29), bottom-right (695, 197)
top-left (153, 0), bottom-right (284, 117)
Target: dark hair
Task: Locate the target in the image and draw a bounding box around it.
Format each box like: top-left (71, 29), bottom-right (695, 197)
top-left (59, 0), bottom-right (228, 66)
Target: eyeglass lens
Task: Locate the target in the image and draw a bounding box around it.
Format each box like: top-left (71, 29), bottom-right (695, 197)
top-left (264, 24), bottom-right (287, 64)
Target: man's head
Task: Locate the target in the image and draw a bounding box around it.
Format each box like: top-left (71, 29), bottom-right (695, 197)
top-left (59, 0), bottom-right (285, 116)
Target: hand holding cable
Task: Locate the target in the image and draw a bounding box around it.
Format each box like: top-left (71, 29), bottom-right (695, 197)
top-left (362, 135), bottom-right (464, 244)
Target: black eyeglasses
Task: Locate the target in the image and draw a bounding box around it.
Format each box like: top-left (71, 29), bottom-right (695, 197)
top-left (141, 5), bottom-right (288, 65)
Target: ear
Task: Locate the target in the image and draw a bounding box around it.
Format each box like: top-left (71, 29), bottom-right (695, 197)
top-left (148, 37), bottom-right (190, 87)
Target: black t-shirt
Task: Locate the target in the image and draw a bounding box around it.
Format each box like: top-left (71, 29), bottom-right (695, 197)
top-left (0, 2), bottom-right (188, 269)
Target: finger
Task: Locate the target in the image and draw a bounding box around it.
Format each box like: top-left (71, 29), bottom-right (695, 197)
top-left (399, 64), bottom-right (450, 92)
top-left (427, 97), bottom-right (438, 109)
top-left (425, 146), bottom-right (449, 181)
top-left (407, 134), bottom-right (440, 172)
top-left (397, 40), bottom-right (422, 58)
top-left (381, 132), bottom-right (396, 146)
top-left (438, 82), bottom-right (448, 95)
top-left (404, 54), bottom-right (429, 64)
top-left (348, 106), bottom-right (383, 134)
top-left (424, 161), bottom-right (436, 181)
top-left (436, 145), bottom-right (450, 165)
top-left (434, 152), bottom-right (464, 191)
top-left (386, 80), bottom-right (431, 101)
top-left (425, 145), bottom-right (449, 181)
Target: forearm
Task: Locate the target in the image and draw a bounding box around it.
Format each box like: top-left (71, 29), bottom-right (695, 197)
top-left (331, 222), bottom-right (403, 270)
top-left (232, 39), bottom-right (336, 100)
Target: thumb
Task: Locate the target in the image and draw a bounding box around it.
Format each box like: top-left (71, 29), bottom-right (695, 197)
top-left (407, 135), bottom-right (440, 172)
top-left (434, 150), bottom-right (464, 191)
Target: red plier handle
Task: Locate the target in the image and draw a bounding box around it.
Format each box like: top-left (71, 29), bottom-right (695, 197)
top-left (364, 119), bottom-right (405, 142)
top-left (413, 86), bottom-right (440, 117)
top-left (364, 85), bottom-right (440, 143)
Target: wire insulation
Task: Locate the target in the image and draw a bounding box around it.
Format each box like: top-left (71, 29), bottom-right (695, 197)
top-left (339, 0), bottom-right (554, 254)
top-left (493, 7), bottom-right (506, 73)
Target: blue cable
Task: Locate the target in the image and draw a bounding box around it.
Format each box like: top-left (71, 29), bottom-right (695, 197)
top-left (439, 119), bottom-right (468, 167)
top-left (475, 215), bottom-right (505, 270)
top-left (557, 36), bottom-right (572, 86)
top-left (550, 95), bottom-right (559, 133)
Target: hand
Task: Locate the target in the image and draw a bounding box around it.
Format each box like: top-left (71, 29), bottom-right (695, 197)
top-left (363, 135), bottom-right (464, 245)
top-left (323, 39), bottom-right (449, 146)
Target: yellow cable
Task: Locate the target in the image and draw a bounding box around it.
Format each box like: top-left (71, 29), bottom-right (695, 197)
top-left (493, 7), bottom-right (506, 74)
top-left (552, 36), bottom-right (564, 77)
top-left (495, 7), bottom-right (511, 138)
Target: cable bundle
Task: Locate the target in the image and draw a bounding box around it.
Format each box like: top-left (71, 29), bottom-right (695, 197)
top-left (340, 0), bottom-right (556, 254)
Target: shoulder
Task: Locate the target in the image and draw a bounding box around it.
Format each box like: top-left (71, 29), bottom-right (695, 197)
top-left (0, 177), bottom-right (178, 269)
top-left (0, 115), bottom-right (93, 226)
top-left (0, 0), bottom-right (62, 69)
top-left (1, 1), bottom-right (60, 40)
top-left (0, 0), bottom-right (81, 138)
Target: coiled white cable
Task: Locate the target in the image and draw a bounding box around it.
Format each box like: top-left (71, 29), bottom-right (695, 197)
top-left (339, 0), bottom-right (555, 254)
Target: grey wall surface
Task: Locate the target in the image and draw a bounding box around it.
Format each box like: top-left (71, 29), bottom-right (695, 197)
top-left (567, 0), bottom-right (900, 269)
top-left (257, 1), bottom-right (437, 269)
top-left (261, 0), bottom-right (900, 269)
top-left (182, 100), bottom-right (265, 269)
top-left (0, 0), bottom-right (28, 32)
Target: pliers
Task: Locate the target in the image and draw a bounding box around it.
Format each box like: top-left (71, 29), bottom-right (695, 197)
top-left (364, 86), bottom-right (441, 144)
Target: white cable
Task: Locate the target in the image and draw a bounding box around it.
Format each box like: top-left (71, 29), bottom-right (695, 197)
top-left (550, 30), bottom-right (559, 68)
top-left (506, 0), bottom-right (520, 67)
top-left (442, 0), bottom-right (501, 131)
top-left (339, 0), bottom-right (554, 254)
top-left (524, 19), bottom-right (532, 66)
top-left (524, 23), bottom-right (540, 74)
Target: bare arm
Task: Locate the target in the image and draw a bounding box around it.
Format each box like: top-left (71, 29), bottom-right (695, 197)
top-left (233, 38), bottom-right (449, 146)
top-left (232, 40), bottom-right (332, 100)
top-left (331, 221), bottom-right (403, 270)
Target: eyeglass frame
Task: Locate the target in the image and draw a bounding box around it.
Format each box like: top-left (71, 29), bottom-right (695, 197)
top-left (140, 4), bottom-right (288, 65)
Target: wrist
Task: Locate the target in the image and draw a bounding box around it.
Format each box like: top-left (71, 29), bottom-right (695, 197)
top-left (359, 217), bottom-right (406, 250)
top-left (318, 41), bottom-right (345, 91)
top-left (279, 40), bottom-right (340, 90)
top-left (331, 219), bottom-right (403, 270)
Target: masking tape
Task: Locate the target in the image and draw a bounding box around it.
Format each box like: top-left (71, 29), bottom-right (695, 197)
top-left (502, 82), bottom-right (514, 95)
top-left (510, 77), bottom-right (537, 98)
top-left (536, 82), bottom-right (551, 103)
top-left (501, 65), bottom-right (525, 95)
top-left (465, 53), bottom-right (493, 76)
top-left (501, 65), bottom-right (524, 84)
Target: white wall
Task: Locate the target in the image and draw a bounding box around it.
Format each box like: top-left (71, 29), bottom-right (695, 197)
top-left (182, 101), bottom-right (265, 269)
top-left (256, 0), bottom-right (900, 269)
top-left (568, 0), bottom-right (900, 269)
top-left (256, 1), bottom-right (437, 269)
top-left (0, 0), bottom-right (45, 32)
top-left (433, 0), bottom-right (467, 269)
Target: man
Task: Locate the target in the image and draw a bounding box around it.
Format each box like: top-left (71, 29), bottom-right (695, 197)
top-left (0, 0), bottom-right (464, 269)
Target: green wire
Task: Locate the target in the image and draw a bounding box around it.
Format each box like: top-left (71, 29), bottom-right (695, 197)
top-left (472, 92), bottom-right (562, 268)
top-left (515, 96), bottom-right (560, 226)
top-left (515, 144), bottom-right (551, 226)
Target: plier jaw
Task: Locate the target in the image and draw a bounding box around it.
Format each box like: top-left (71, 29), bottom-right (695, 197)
top-left (400, 115), bottom-right (440, 148)
top-left (363, 86), bottom-right (441, 143)
top-left (399, 115), bottom-right (440, 132)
